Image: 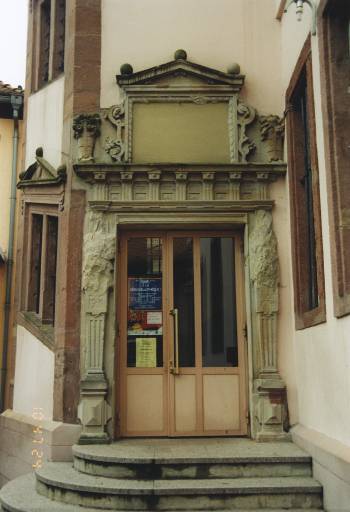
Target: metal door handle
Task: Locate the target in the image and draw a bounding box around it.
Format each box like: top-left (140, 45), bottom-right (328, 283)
top-left (170, 308), bottom-right (179, 375)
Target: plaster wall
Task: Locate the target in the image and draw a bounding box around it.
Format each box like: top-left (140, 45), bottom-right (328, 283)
top-left (101, 0), bottom-right (283, 115)
top-left (13, 326), bottom-right (54, 420)
top-left (0, 119), bottom-right (15, 254)
top-left (25, 76), bottom-right (64, 169)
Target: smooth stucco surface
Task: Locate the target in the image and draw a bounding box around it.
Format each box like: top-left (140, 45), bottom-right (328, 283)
top-left (13, 326), bottom-right (54, 420)
top-left (25, 76), bottom-right (64, 169)
top-left (101, 0), bottom-right (283, 114)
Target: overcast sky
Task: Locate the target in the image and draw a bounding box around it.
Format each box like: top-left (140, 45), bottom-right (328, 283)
top-left (0, 0), bottom-right (28, 87)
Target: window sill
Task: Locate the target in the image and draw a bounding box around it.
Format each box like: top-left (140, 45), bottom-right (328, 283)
top-left (295, 304), bottom-right (327, 330)
top-left (17, 311), bottom-right (54, 351)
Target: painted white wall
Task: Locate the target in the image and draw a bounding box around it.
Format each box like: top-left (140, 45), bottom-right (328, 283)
top-left (0, 119), bottom-right (14, 254)
top-left (101, 0), bottom-right (283, 115)
top-left (280, 1), bottom-right (350, 446)
top-left (13, 326), bottom-right (54, 421)
top-left (25, 76), bottom-right (64, 169)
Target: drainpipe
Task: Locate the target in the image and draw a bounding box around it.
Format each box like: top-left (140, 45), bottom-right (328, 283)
top-left (0, 92), bottom-right (23, 412)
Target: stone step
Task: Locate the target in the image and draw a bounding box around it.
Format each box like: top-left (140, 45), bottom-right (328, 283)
top-left (0, 475), bottom-right (325, 512)
top-left (73, 439), bottom-right (312, 479)
top-left (35, 462), bottom-right (323, 510)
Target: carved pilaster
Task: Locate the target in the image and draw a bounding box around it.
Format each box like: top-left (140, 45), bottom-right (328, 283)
top-left (256, 172), bottom-right (269, 200)
top-left (78, 211), bottom-right (115, 443)
top-left (121, 171), bottom-right (133, 200)
top-left (73, 114), bottom-right (101, 162)
top-left (91, 173), bottom-right (108, 202)
top-left (248, 209), bottom-right (288, 441)
top-left (260, 115), bottom-right (285, 162)
top-left (148, 170), bottom-right (161, 200)
top-left (229, 171), bottom-right (242, 200)
top-left (175, 171), bottom-right (188, 200)
top-left (202, 171), bottom-right (214, 200)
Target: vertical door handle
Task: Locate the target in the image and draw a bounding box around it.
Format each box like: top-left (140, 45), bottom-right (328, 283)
top-left (170, 308), bottom-right (179, 375)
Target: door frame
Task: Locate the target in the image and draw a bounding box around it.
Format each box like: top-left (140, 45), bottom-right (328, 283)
top-left (115, 229), bottom-right (248, 438)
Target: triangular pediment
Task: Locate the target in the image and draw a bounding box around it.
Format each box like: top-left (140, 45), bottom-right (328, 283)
top-left (117, 57), bottom-right (244, 91)
top-left (18, 148), bottom-right (66, 188)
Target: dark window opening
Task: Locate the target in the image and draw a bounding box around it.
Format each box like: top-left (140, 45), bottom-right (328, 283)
top-left (27, 213), bottom-right (59, 326)
top-left (286, 38), bottom-right (325, 329)
top-left (38, 0), bottom-right (51, 87)
top-left (293, 74), bottom-right (319, 310)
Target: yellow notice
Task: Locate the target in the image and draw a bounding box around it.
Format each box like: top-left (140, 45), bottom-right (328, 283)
top-left (136, 338), bottom-right (157, 368)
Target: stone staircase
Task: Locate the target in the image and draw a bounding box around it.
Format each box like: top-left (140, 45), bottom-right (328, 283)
top-left (0, 438), bottom-right (324, 511)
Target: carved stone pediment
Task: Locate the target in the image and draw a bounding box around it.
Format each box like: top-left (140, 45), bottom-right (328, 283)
top-left (117, 55), bottom-right (245, 91)
top-left (18, 147), bottom-right (66, 188)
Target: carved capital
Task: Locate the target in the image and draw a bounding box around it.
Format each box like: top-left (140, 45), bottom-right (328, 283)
top-left (202, 171), bottom-right (215, 181)
top-left (229, 171), bottom-right (242, 181)
top-left (175, 171), bottom-right (188, 182)
top-left (73, 114), bottom-right (101, 162)
top-left (120, 171), bottom-right (133, 182)
top-left (148, 170), bottom-right (161, 181)
top-left (260, 115), bottom-right (285, 162)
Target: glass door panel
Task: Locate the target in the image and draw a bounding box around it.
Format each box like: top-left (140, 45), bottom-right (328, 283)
top-left (126, 237), bottom-right (163, 368)
top-left (200, 237), bottom-right (238, 367)
top-left (173, 238), bottom-right (195, 367)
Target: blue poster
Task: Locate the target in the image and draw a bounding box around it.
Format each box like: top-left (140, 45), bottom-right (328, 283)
top-left (128, 278), bottom-right (162, 310)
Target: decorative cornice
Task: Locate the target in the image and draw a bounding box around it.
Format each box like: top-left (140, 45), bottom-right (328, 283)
top-left (74, 162), bottom-right (286, 186)
top-left (88, 200), bottom-right (275, 214)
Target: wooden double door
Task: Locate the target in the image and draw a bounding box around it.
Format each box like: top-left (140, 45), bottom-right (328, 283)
top-left (118, 231), bottom-right (247, 437)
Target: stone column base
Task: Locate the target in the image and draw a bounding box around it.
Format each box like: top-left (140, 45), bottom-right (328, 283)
top-left (77, 373), bottom-right (111, 444)
top-left (253, 377), bottom-right (290, 442)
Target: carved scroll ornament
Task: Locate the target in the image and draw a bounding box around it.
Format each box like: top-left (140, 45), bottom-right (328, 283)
top-left (104, 103), bottom-right (126, 162)
top-left (237, 100), bottom-right (256, 162)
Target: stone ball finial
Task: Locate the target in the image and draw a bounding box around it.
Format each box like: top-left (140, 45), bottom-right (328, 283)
top-left (120, 63), bottom-right (133, 75)
top-left (174, 49), bottom-right (187, 61)
top-left (36, 147), bottom-right (43, 157)
top-left (227, 63), bottom-right (241, 75)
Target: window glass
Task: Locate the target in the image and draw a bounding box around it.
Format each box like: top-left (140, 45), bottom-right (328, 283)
top-left (173, 238), bottom-right (195, 367)
top-left (200, 237), bottom-right (238, 367)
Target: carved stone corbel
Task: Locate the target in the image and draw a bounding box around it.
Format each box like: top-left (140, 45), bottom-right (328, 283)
top-left (73, 114), bottom-right (101, 162)
top-left (248, 209), bottom-right (288, 441)
top-left (260, 115), bottom-right (285, 162)
top-left (78, 211), bottom-right (115, 443)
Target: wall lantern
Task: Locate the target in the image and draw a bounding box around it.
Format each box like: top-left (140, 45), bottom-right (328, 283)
top-left (284, 0), bottom-right (317, 35)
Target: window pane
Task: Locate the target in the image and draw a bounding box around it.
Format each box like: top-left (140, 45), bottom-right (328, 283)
top-left (42, 216), bottom-right (58, 325)
top-left (127, 238), bottom-right (163, 368)
top-left (173, 238), bottom-right (195, 367)
top-left (28, 214), bottom-right (43, 313)
top-left (200, 237), bottom-right (238, 367)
